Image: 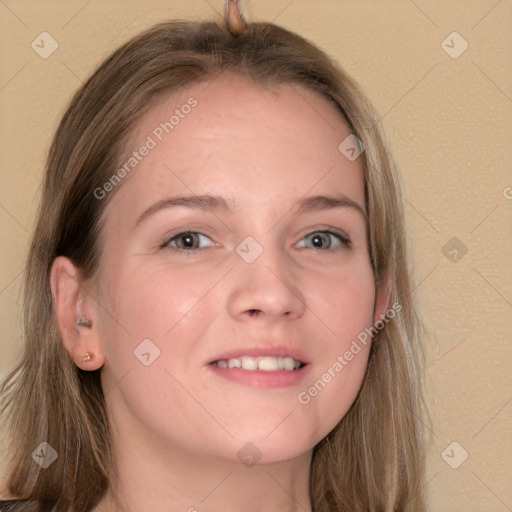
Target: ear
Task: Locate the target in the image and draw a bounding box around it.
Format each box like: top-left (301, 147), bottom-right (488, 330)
top-left (49, 256), bottom-right (105, 371)
top-left (372, 273), bottom-right (392, 325)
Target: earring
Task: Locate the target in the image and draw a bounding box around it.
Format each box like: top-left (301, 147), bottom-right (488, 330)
top-left (82, 353), bottom-right (92, 365)
top-left (76, 316), bottom-right (92, 328)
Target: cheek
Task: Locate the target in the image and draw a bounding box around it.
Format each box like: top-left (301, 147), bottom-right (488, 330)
top-left (295, 260), bottom-right (375, 429)
top-left (96, 262), bottom-right (205, 426)
top-left (101, 259), bottom-right (212, 340)
top-left (96, 258), bottom-right (218, 396)
top-left (308, 258), bottom-right (376, 344)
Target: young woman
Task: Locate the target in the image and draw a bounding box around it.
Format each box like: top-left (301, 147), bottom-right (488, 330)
top-left (0, 3), bottom-right (430, 511)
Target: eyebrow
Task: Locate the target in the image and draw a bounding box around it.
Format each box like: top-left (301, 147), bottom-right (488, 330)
top-left (134, 193), bottom-right (367, 229)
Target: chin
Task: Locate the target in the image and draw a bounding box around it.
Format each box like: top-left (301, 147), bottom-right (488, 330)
top-left (225, 428), bottom-right (322, 466)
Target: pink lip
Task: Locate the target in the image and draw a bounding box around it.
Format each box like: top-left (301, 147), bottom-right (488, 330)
top-left (206, 345), bottom-right (311, 389)
top-left (207, 364), bottom-right (311, 388)
top-left (208, 346), bottom-right (309, 365)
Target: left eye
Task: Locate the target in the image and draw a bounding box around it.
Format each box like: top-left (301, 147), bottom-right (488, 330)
top-left (297, 231), bottom-right (349, 250)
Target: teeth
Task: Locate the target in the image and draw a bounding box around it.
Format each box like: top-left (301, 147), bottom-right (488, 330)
top-left (258, 357), bottom-right (279, 371)
top-left (241, 357), bottom-right (258, 370)
top-left (212, 356), bottom-right (303, 371)
top-left (283, 357), bottom-right (296, 371)
top-left (228, 358), bottom-right (241, 368)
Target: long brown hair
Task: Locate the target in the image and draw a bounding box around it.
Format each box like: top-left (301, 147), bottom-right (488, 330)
top-left (0, 19), bottom-right (430, 511)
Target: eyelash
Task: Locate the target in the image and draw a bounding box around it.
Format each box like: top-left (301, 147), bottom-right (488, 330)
top-left (158, 229), bottom-right (351, 254)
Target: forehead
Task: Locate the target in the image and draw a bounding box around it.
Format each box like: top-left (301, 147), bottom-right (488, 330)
top-left (103, 73), bottom-right (365, 223)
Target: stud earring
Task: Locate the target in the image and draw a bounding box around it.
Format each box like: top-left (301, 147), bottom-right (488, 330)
top-left (82, 353), bottom-right (92, 365)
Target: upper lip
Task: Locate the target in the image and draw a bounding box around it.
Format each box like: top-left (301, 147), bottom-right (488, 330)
top-left (208, 345), bottom-right (309, 365)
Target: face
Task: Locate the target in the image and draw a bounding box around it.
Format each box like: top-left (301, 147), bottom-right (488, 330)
top-left (89, 74), bottom-right (379, 465)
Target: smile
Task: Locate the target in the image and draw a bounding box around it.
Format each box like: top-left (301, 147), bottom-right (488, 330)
top-left (210, 356), bottom-right (303, 371)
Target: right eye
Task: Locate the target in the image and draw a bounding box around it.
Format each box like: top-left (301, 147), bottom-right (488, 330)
top-left (160, 231), bottom-right (217, 252)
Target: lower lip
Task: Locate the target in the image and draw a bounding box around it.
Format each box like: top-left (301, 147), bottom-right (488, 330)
top-left (207, 364), bottom-right (310, 388)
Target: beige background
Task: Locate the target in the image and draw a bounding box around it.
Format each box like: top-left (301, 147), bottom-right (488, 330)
top-left (0, 0), bottom-right (511, 510)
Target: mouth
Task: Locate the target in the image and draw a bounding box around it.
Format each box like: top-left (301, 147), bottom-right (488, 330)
top-left (210, 356), bottom-right (305, 371)
top-left (207, 350), bottom-right (310, 388)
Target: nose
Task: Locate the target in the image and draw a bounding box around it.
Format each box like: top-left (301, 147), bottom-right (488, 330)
top-left (226, 243), bottom-right (306, 322)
